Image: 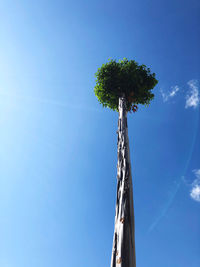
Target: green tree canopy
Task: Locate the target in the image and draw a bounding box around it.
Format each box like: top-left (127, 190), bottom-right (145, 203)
top-left (94, 58), bottom-right (158, 112)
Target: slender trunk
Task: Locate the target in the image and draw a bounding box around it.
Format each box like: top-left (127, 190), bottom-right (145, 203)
top-left (111, 96), bottom-right (136, 267)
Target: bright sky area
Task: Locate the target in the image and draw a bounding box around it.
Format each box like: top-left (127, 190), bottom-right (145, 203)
top-left (0, 0), bottom-right (200, 266)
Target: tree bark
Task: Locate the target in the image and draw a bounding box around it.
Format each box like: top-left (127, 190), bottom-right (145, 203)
top-left (111, 96), bottom-right (136, 267)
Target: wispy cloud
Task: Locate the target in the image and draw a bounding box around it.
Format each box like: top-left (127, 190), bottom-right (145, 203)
top-left (185, 80), bottom-right (199, 109)
top-left (190, 169), bottom-right (200, 202)
top-left (160, 85), bottom-right (180, 102)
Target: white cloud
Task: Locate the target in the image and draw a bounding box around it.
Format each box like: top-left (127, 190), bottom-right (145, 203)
top-left (185, 80), bottom-right (199, 109)
top-left (190, 169), bottom-right (200, 202)
top-left (190, 185), bottom-right (200, 202)
top-left (160, 85), bottom-right (180, 102)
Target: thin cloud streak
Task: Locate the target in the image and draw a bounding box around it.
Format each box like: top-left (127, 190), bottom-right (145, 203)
top-left (148, 180), bottom-right (181, 232)
top-left (0, 91), bottom-right (102, 113)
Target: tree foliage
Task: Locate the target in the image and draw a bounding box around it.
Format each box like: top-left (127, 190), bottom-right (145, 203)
top-left (94, 58), bottom-right (158, 112)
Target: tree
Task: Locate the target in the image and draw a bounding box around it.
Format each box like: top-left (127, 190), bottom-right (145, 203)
top-left (94, 58), bottom-right (158, 267)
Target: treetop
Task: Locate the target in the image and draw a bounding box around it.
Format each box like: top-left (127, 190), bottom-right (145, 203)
top-left (94, 58), bottom-right (158, 112)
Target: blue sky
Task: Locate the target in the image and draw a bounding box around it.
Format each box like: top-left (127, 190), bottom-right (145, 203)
top-left (0, 0), bottom-right (200, 266)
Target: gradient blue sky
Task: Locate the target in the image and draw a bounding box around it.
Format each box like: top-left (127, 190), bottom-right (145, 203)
top-left (0, 0), bottom-right (200, 266)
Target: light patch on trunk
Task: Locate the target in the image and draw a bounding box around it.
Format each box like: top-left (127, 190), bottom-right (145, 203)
top-left (110, 96), bottom-right (136, 267)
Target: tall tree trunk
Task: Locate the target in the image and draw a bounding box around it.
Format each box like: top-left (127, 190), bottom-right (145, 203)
top-left (111, 96), bottom-right (136, 267)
